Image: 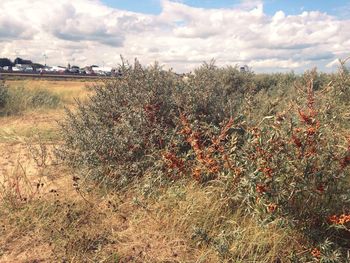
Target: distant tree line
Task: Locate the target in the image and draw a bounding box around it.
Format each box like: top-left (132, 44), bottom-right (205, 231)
top-left (0, 57), bottom-right (44, 69)
top-left (0, 58), bottom-right (13, 67)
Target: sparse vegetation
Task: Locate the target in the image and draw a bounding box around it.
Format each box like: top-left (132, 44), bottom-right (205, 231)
top-left (0, 80), bottom-right (9, 109)
top-left (1, 59), bottom-right (349, 262)
top-left (0, 83), bottom-right (61, 116)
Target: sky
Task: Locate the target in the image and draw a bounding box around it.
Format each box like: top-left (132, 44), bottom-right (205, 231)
top-left (0, 0), bottom-right (349, 72)
top-left (102, 0), bottom-right (350, 17)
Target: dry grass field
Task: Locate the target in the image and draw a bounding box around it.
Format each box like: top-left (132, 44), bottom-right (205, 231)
top-left (0, 80), bottom-right (93, 142)
top-left (6, 79), bottom-right (93, 104)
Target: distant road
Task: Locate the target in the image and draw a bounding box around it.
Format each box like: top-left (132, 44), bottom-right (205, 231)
top-left (0, 71), bottom-right (111, 80)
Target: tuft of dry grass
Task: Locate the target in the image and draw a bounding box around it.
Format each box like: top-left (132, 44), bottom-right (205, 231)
top-left (119, 182), bottom-right (304, 262)
top-left (0, 175), bottom-right (305, 262)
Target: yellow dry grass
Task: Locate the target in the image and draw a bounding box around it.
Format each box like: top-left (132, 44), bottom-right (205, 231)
top-left (0, 109), bottom-right (63, 143)
top-left (0, 79), bottom-right (98, 143)
top-left (6, 79), bottom-right (96, 104)
top-left (0, 177), bottom-right (303, 262)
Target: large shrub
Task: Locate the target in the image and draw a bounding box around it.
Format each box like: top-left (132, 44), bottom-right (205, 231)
top-left (239, 79), bottom-right (350, 224)
top-left (59, 60), bottom-right (253, 185)
top-left (59, 59), bottom-right (350, 259)
top-left (59, 61), bottom-right (183, 184)
top-left (175, 73), bottom-right (350, 259)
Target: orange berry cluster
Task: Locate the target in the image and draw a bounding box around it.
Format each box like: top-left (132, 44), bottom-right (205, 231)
top-left (311, 248), bottom-right (321, 258)
top-left (179, 113), bottom-right (220, 179)
top-left (143, 103), bottom-right (160, 124)
top-left (162, 151), bottom-right (185, 172)
top-left (292, 83), bottom-right (320, 158)
top-left (256, 184), bottom-right (267, 194)
top-left (267, 203), bottom-right (277, 213)
top-left (328, 214), bottom-right (350, 225)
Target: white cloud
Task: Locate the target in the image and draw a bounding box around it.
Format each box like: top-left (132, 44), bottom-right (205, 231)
top-left (0, 0), bottom-right (349, 72)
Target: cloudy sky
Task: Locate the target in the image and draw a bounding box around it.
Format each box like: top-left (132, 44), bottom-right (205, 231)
top-left (0, 0), bottom-right (349, 72)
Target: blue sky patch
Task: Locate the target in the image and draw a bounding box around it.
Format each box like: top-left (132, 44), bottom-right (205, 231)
top-left (101, 0), bottom-right (350, 18)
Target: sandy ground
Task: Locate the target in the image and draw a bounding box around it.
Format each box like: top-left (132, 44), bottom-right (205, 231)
top-left (0, 141), bottom-right (80, 262)
top-left (0, 80), bottom-right (88, 262)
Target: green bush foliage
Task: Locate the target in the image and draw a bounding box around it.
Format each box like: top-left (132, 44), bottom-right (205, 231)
top-left (59, 61), bottom-right (181, 184)
top-left (58, 60), bottom-right (252, 184)
top-left (60, 58), bottom-right (350, 260)
top-left (237, 78), bottom-right (350, 241)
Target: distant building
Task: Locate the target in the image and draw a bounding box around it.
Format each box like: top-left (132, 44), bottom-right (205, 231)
top-left (240, 65), bottom-right (250, 72)
top-left (91, 66), bottom-right (112, 76)
top-left (48, 66), bottom-right (67, 73)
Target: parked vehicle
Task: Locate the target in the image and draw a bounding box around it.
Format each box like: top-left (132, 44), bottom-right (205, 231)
top-left (24, 66), bottom-right (34, 72)
top-left (69, 67), bottom-right (80, 74)
top-left (12, 66), bottom-right (22, 72)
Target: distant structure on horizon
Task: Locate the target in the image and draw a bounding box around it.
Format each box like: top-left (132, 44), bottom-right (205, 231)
top-left (240, 65), bottom-right (250, 72)
top-left (0, 56), bottom-right (120, 76)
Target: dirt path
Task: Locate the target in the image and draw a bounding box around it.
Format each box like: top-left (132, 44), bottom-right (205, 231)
top-left (0, 143), bottom-right (76, 201)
